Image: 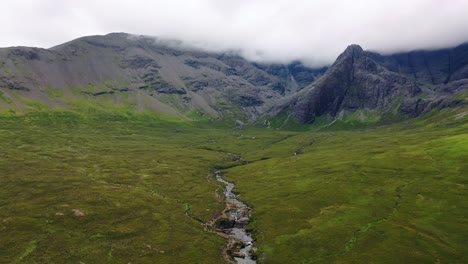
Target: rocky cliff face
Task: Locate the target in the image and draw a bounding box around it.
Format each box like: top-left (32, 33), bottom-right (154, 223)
top-left (369, 43), bottom-right (468, 85)
top-left (0, 33), bottom-right (466, 124)
top-left (287, 44), bottom-right (467, 123)
top-left (0, 33), bottom-right (324, 120)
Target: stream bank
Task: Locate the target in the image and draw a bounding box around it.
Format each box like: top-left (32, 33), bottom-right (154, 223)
top-left (214, 170), bottom-right (257, 264)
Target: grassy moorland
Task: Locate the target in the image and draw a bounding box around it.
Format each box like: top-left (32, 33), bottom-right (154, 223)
top-left (0, 110), bottom-right (293, 263)
top-left (0, 105), bottom-right (466, 263)
top-left (223, 108), bottom-right (468, 263)
top-left (0, 112), bottom-right (224, 263)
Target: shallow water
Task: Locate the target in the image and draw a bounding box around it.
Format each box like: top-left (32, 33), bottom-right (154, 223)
top-left (215, 171), bottom-right (256, 264)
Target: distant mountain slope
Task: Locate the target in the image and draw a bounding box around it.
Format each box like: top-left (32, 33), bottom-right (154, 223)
top-left (0, 33), bottom-right (324, 120)
top-left (369, 43), bottom-right (468, 85)
top-left (285, 44), bottom-right (468, 124)
top-left (0, 33), bottom-right (466, 124)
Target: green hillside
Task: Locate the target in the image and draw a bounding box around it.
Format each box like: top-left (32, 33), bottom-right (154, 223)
top-left (0, 104), bottom-right (466, 263)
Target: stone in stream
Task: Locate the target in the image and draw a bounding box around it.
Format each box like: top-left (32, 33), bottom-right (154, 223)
top-left (215, 218), bottom-right (235, 229)
top-left (215, 171), bottom-right (257, 264)
top-left (236, 217), bottom-right (250, 228)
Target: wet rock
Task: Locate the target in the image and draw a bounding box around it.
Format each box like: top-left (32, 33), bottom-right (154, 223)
top-left (215, 218), bottom-right (235, 229)
top-left (215, 171), bottom-right (256, 263)
top-left (235, 217), bottom-right (250, 228)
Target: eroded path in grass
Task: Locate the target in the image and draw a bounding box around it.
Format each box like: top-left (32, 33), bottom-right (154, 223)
top-left (215, 171), bottom-right (256, 264)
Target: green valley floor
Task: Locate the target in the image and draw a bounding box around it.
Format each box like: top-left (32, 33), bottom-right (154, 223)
top-left (0, 108), bottom-right (466, 263)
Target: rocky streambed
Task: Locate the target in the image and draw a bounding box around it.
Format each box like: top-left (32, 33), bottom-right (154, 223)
top-left (215, 171), bottom-right (257, 264)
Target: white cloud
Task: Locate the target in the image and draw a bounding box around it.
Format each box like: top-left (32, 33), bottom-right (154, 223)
top-left (1, 0), bottom-right (468, 67)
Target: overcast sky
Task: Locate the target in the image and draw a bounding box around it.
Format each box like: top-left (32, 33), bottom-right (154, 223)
top-left (1, 0), bottom-right (468, 66)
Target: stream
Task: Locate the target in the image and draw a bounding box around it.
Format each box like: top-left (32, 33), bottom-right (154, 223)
top-left (215, 171), bottom-right (257, 264)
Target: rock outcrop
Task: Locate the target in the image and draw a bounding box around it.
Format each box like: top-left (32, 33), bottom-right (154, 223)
top-left (0, 33), bottom-right (325, 120)
top-left (0, 33), bottom-right (466, 123)
top-left (287, 44), bottom-right (467, 123)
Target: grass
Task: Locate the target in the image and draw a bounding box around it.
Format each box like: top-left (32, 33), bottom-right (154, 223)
top-left (0, 111), bottom-right (228, 263)
top-left (0, 89), bottom-right (13, 104)
top-left (222, 107), bottom-right (468, 263)
top-left (0, 105), bottom-right (466, 263)
top-left (46, 87), bottom-right (65, 99)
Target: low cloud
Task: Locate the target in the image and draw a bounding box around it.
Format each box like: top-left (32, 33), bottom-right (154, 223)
top-left (1, 0), bottom-right (468, 67)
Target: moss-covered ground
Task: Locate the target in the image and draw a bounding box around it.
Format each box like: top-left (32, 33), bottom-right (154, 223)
top-left (223, 108), bottom-right (468, 263)
top-left (0, 106), bottom-right (466, 263)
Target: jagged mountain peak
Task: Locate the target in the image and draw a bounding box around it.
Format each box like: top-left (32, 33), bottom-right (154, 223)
top-left (333, 44), bottom-right (364, 63)
top-left (341, 44), bottom-right (364, 55)
top-left (0, 33), bottom-right (466, 124)
top-left (285, 42), bottom-right (466, 124)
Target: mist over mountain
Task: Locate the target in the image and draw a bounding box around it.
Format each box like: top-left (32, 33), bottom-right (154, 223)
top-left (286, 43), bottom-right (468, 123)
top-left (2, 0), bottom-right (468, 67)
top-left (0, 33), bottom-right (326, 120)
top-left (0, 33), bottom-right (466, 125)
top-left (1, 2), bottom-right (468, 264)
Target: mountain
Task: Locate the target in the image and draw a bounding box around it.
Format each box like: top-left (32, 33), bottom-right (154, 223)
top-left (369, 43), bottom-right (468, 85)
top-left (285, 44), bottom-right (468, 124)
top-left (0, 33), bottom-right (466, 124)
top-left (0, 33), bottom-right (324, 120)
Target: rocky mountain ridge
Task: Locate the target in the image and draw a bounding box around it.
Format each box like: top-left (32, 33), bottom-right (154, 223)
top-left (0, 33), bottom-right (466, 124)
top-left (0, 33), bottom-right (325, 120)
top-left (286, 44), bottom-right (468, 123)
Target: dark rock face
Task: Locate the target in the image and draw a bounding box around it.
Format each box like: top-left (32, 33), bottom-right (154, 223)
top-left (291, 45), bottom-right (404, 122)
top-left (82, 90), bottom-right (115, 96)
top-left (0, 33), bottom-right (325, 119)
top-left (184, 79), bottom-right (209, 92)
top-left (270, 82), bottom-right (286, 95)
top-left (288, 44), bottom-right (468, 123)
top-left (233, 95), bottom-right (264, 107)
top-left (287, 62), bottom-right (328, 90)
top-left (216, 54), bottom-right (327, 96)
top-left (120, 55), bottom-right (160, 69)
top-left (0, 32), bottom-right (465, 122)
top-left (223, 67), bottom-right (238, 76)
top-left (0, 76), bottom-right (31, 91)
top-left (183, 78), bottom-right (232, 92)
top-left (9, 48), bottom-right (40, 60)
top-left (184, 60), bottom-right (222, 71)
top-left (139, 78), bottom-right (185, 94)
top-left (399, 97), bottom-right (463, 116)
top-left (255, 62), bottom-right (327, 90)
top-left (369, 43), bottom-right (468, 85)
